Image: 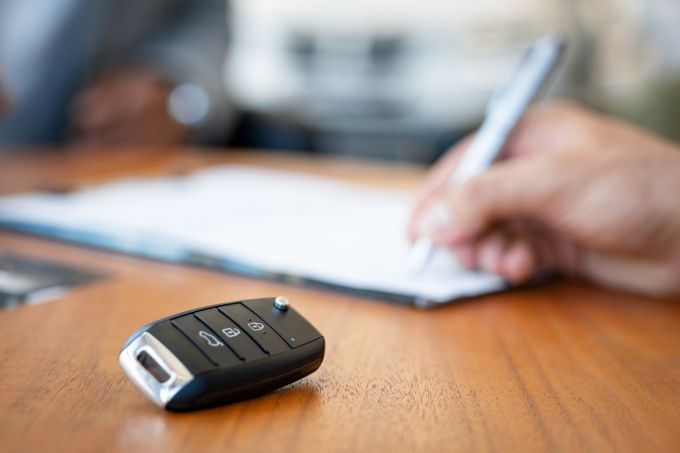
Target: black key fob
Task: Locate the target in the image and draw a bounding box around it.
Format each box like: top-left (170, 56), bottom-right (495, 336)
top-left (119, 297), bottom-right (324, 411)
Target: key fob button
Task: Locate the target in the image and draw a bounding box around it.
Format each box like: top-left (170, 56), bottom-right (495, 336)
top-left (147, 321), bottom-right (214, 374)
top-left (243, 298), bottom-right (322, 348)
top-left (172, 315), bottom-right (241, 367)
top-left (219, 304), bottom-right (289, 355)
top-left (195, 308), bottom-right (267, 362)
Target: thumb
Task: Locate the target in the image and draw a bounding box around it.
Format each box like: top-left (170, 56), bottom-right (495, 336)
top-left (446, 156), bottom-right (557, 242)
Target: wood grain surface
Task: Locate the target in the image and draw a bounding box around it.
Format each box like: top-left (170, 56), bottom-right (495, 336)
top-left (0, 148), bottom-right (678, 453)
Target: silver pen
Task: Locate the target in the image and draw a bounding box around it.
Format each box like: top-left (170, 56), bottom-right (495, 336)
top-left (408, 35), bottom-right (566, 274)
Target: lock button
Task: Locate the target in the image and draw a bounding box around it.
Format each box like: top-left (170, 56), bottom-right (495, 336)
top-left (172, 315), bottom-right (241, 367)
top-left (195, 308), bottom-right (267, 362)
top-left (219, 304), bottom-right (289, 355)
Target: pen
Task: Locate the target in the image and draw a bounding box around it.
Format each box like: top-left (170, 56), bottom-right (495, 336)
top-left (408, 35), bottom-right (566, 274)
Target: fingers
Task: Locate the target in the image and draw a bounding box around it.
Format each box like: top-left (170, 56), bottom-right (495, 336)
top-left (408, 99), bottom-right (680, 297)
top-left (409, 100), bottom-right (586, 242)
top-left (500, 239), bottom-right (537, 283)
top-left (448, 228), bottom-right (539, 284)
top-left (445, 217), bottom-right (572, 284)
top-left (477, 232), bottom-right (506, 274)
top-left (408, 136), bottom-right (473, 240)
top-left (445, 155), bottom-right (559, 242)
top-left (409, 99), bottom-right (603, 284)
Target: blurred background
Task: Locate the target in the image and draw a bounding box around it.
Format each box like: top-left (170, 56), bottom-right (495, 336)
top-left (1, 0), bottom-right (678, 162)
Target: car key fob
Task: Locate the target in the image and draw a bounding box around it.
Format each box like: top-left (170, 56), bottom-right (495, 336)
top-left (119, 297), bottom-right (324, 411)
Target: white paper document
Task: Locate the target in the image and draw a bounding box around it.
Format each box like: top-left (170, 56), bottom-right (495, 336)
top-left (0, 166), bottom-right (504, 305)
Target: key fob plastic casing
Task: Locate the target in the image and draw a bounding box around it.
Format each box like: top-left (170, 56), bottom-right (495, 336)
top-left (119, 297), bottom-right (324, 411)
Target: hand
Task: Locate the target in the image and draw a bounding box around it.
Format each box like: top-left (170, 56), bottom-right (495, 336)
top-left (70, 68), bottom-right (188, 147)
top-left (409, 101), bottom-right (680, 296)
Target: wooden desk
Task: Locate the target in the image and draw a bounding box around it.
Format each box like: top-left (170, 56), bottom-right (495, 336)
top-left (0, 148), bottom-right (678, 452)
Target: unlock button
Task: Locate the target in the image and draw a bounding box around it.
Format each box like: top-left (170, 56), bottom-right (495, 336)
top-left (172, 315), bottom-right (241, 367)
top-left (219, 304), bottom-right (289, 355)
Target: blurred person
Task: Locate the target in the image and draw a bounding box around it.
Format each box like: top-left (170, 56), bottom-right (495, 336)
top-left (409, 101), bottom-right (680, 297)
top-left (0, 0), bottom-right (231, 149)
